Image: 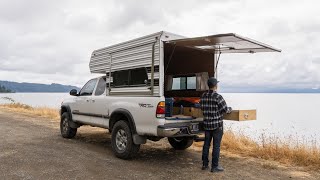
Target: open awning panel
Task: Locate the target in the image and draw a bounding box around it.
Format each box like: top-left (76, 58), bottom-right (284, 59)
top-left (164, 33), bottom-right (281, 54)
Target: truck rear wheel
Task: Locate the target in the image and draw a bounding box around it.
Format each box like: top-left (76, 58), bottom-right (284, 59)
top-left (168, 137), bottom-right (193, 150)
top-left (60, 112), bottom-right (77, 138)
top-left (111, 120), bottom-right (140, 159)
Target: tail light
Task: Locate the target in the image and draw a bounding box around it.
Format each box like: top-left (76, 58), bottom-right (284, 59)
top-left (156, 101), bottom-right (165, 118)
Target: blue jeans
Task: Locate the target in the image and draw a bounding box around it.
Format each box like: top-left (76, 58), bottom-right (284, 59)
top-left (202, 126), bottom-right (223, 167)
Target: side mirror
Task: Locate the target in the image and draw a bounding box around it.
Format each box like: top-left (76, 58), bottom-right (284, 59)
top-left (70, 89), bottom-right (78, 96)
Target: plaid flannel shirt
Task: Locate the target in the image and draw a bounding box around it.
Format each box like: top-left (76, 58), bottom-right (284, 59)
top-left (200, 90), bottom-right (230, 130)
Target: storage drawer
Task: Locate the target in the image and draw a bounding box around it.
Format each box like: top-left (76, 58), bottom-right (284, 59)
top-left (223, 110), bottom-right (256, 121)
top-left (172, 107), bottom-right (256, 121)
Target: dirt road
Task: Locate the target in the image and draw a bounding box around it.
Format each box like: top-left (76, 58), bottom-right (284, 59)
top-left (0, 109), bottom-right (318, 180)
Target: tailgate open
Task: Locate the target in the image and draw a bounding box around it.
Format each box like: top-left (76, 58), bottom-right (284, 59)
top-left (164, 33), bottom-right (281, 53)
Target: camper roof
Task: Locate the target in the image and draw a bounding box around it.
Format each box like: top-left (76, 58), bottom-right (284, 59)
top-left (164, 33), bottom-right (281, 54)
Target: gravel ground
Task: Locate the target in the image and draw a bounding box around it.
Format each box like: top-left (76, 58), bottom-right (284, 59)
top-left (0, 108), bottom-right (319, 180)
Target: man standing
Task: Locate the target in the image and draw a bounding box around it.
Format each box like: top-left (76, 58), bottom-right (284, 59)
top-left (200, 77), bottom-right (232, 172)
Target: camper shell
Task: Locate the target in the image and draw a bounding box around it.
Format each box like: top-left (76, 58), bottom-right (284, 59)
top-left (89, 31), bottom-right (280, 97)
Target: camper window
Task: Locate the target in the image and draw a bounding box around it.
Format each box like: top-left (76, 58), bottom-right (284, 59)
top-left (130, 68), bottom-right (148, 86)
top-left (113, 70), bottom-right (129, 87)
top-left (113, 67), bottom-right (148, 87)
top-left (172, 75), bottom-right (196, 90)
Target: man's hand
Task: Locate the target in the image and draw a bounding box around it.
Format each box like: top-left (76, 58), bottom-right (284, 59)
top-left (227, 107), bottom-right (232, 114)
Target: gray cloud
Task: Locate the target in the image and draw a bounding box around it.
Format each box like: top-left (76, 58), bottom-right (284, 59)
top-left (0, 1), bottom-right (60, 22)
top-left (0, 0), bottom-right (319, 89)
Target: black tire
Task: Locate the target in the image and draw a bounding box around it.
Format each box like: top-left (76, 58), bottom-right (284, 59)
top-left (111, 120), bottom-right (140, 159)
top-left (168, 137), bottom-right (194, 150)
top-left (60, 112), bottom-right (77, 139)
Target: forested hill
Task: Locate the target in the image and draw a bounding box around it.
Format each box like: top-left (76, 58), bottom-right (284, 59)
top-left (0, 84), bottom-right (13, 93)
top-left (0, 80), bottom-right (80, 93)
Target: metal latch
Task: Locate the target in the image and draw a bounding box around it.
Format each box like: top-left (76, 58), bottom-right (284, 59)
top-left (244, 113), bottom-right (249, 119)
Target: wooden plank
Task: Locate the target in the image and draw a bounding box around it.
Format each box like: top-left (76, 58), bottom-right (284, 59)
top-left (190, 107), bottom-right (203, 118)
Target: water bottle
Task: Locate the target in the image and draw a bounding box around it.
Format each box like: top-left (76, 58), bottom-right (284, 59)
top-left (180, 105), bottom-right (183, 115)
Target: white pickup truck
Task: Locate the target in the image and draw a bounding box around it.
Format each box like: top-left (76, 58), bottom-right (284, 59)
top-left (60, 31), bottom-right (280, 159)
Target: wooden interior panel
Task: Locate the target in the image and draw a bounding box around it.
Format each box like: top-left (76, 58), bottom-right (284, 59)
top-left (164, 44), bottom-right (215, 76)
top-left (164, 44), bottom-right (215, 97)
top-left (164, 90), bottom-right (204, 97)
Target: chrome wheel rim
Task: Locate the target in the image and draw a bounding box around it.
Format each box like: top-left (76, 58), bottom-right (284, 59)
top-left (62, 117), bottom-right (69, 133)
top-left (115, 129), bottom-right (127, 151)
top-left (173, 137), bottom-right (184, 142)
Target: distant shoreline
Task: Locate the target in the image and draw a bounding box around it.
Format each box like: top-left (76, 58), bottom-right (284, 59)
top-left (221, 91), bottom-right (320, 93)
top-left (0, 80), bottom-right (80, 93)
top-left (0, 92), bottom-right (69, 93)
top-left (2, 92), bottom-right (320, 94)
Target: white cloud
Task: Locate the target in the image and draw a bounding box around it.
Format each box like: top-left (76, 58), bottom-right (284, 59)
top-left (0, 0), bottom-right (319, 90)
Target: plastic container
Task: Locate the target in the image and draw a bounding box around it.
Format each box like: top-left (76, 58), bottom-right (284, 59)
top-left (165, 97), bottom-right (174, 117)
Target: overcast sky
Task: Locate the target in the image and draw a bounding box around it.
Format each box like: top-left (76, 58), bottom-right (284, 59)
top-left (0, 0), bottom-right (319, 89)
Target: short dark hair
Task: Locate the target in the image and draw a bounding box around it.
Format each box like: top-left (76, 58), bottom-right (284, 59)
top-left (208, 84), bottom-right (216, 89)
top-left (207, 77), bottom-right (219, 88)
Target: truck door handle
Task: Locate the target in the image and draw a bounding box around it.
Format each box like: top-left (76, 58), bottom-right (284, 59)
top-left (92, 100), bottom-right (95, 103)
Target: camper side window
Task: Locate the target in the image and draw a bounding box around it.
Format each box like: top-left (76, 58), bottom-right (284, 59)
top-left (113, 70), bottom-right (129, 87)
top-left (113, 67), bottom-right (148, 87)
top-left (130, 68), bottom-right (148, 85)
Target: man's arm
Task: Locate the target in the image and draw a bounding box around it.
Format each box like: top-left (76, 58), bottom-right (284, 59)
top-left (200, 94), bottom-right (205, 111)
top-left (217, 95), bottom-right (232, 114)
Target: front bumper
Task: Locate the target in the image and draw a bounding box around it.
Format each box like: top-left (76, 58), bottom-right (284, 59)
top-left (157, 122), bottom-right (204, 137)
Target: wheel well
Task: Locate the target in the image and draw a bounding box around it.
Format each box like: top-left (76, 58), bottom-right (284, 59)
top-left (60, 106), bottom-right (80, 128)
top-left (109, 110), bottom-right (136, 134)
top-left (61, 106), bottom-right (68, 116)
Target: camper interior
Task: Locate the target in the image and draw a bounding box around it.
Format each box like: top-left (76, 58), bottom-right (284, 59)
top-left (162, 33), bottom-right (281, 119)
top-left (163, 43), bottom-right (214, 119)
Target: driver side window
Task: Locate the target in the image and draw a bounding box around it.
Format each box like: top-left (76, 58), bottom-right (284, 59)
top-left (79, 79), bottom-right (98, 96)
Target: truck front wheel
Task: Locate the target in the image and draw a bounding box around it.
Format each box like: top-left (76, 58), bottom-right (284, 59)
top-left (111, 120), bottom-right (140, 159)
top-left (60, 112), bottom-right (77, 138)
top-left (168, 137), bottom-right (194, 150)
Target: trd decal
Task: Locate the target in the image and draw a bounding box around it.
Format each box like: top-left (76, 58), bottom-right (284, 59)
top-left (138, 103), bottom-right (154, 108)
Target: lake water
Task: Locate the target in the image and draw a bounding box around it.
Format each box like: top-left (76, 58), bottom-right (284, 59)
top-left (1, 93), bottom-right (319, 145)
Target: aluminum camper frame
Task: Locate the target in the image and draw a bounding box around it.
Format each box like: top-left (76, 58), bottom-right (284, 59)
top-left (89, 31), bottom-right (281, 96)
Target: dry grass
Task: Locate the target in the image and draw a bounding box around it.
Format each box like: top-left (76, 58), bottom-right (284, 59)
top-left (0, 103), bottom-right (59, 120)
top-left (261, 162), bottom-right (278, 170)
top-left (194, 129), bottom-right (320, 170)
top-left (1, 102), bottom-right (319, 170)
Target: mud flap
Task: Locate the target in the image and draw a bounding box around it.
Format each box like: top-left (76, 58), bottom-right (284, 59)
top-left (69, 120), bottom-right (80, 128)
top-left (133, 134), bottom-right (147, 145)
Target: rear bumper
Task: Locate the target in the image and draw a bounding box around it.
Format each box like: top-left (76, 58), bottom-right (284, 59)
top-left (157, 122), bottom-right (203, 137)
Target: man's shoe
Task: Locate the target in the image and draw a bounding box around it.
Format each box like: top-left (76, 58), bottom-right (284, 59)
top-left (211, 165), bottom-right (224, 172)
top-left (201, 165), bottom-right (209, 170)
